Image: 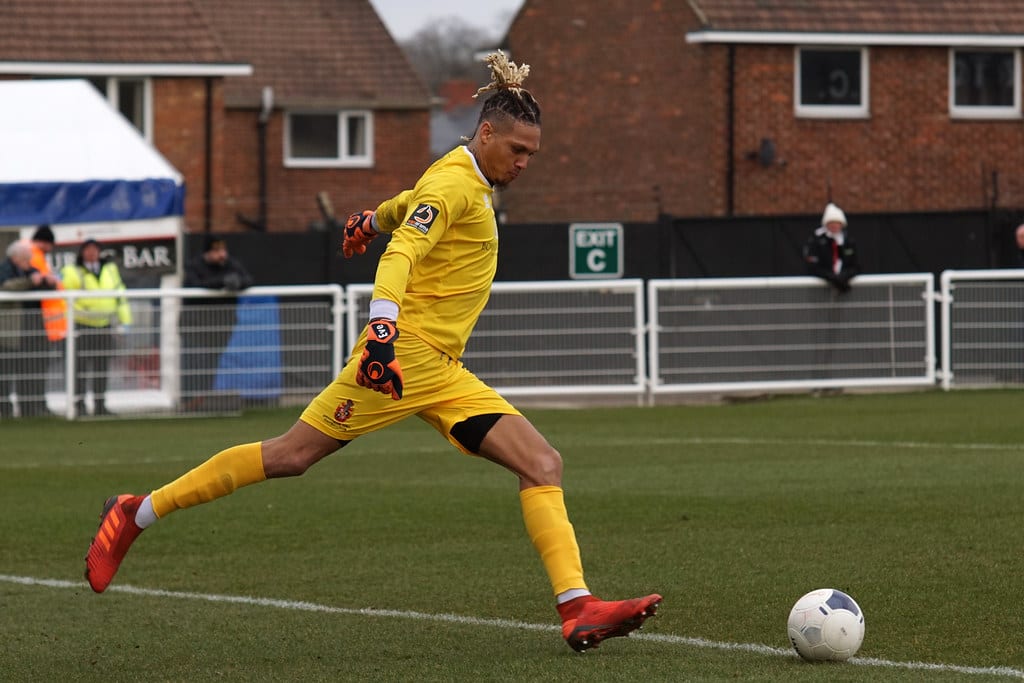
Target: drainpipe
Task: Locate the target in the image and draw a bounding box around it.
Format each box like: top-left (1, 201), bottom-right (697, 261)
top-left (257, 86), bottom-right (273, 231)
top-left (726, 44), bottom-right (735, 217)
top-left (238, 86), bottom-right (273, 231)
top-left (204, 77), bottom-right (213, 232)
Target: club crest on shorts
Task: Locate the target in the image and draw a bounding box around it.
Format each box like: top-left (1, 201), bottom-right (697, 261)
top-left (404, 203), bottom-right (438, 234)
top-left (333, 399), bottom-right (354, 423)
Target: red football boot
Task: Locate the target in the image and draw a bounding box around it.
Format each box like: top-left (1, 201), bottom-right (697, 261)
top-left (560, 593), bottom-right (662, 652)
top-left (84, 494), bottom-right (145, 593)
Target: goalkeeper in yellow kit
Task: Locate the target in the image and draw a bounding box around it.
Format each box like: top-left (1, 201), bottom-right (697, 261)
top-left (84, 51), bottom-right (660, 652)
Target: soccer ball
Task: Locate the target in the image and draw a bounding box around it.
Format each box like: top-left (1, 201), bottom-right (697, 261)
top-left (787, 588), bottom-right (865, 661)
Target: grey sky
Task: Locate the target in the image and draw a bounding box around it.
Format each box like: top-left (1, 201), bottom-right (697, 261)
top-left (368, 0), bottom-right (524, 41)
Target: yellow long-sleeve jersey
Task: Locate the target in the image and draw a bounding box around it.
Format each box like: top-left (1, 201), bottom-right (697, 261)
top-left (371, 146), bottom-right (498, 359)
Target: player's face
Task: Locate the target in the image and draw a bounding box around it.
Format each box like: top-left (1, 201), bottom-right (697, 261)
top-left (480, 120), bottom-right (540, 188)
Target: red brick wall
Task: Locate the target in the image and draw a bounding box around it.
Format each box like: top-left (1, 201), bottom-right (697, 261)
top-left (153, 77), bottom-right (430, 234)
top-left (502, 0), bottom-right (714, 223)
top-left (152, 78), bottom-right (227, 233)
top-left (504, 5), bottom-right (1024, 223)
top-left (219, 108), bottom-right (431, 233)
top-left (731, 44), bottom-right (1024, 217)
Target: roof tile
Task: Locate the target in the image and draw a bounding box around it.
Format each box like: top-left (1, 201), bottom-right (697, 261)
top-left (692, 0), bottom-right (1024, 34)
top-left (0, 0), bottom-right (230, 64)
top-left (0, 0), bottom-right (430, 108)
top-left (192, 0), bottom-right (430, 107)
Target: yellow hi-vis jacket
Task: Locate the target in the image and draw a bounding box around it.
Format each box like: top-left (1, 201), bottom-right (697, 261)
top-left (60, 262), bottom-right (133, 328)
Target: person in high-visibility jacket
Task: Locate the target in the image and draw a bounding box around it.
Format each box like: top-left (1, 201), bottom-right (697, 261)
top-left (61, 238), bottom-right (132, 416)
top-left (0, 240), bottom-right (56, 419)
top-left (28, 225), bottom-right (68, 342)
top-left (17, 226), bottom-right (64, 417)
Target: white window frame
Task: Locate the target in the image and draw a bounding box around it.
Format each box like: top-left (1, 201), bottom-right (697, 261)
top-left (57, 76), bottom-right (153, 142)
top-left (284, 110), bottom-right (374, 168)
top-left (949, 48), bottom-right (1021, 120)
top-left (794, 46), bottom-right (870, 119)
top-left (107, 77), bottom-right (154, 143)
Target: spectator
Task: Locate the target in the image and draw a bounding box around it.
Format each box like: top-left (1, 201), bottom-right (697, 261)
top-left (181, 234), bottom-right (253, 410)
top-left (21, 225), bottom-right (67, 415)
top-left (61, 238), bottom-right (132, 417)
top-left (1015, 223), bottom-right (1024, 266)
top-left (28, 225), bottom-right (68, 343)
top-left (0, 240), bottom-right (56, 417)
top-left (803, 202), bottom-right (861, 293)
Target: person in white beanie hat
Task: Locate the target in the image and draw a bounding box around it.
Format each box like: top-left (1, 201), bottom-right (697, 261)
top-left (803, 202), bottom-right (861, 293)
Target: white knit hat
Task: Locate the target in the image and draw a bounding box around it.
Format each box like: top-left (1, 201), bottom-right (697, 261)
top-left (821, 202), bottom-right (847, 227)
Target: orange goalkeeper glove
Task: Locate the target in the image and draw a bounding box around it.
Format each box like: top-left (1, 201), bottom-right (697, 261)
top-left (356, 319), bottom-right (404, 400)
top-left (341, 210), bottom-right (378, 258)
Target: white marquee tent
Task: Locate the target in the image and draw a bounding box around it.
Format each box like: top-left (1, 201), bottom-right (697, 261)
top-left (0, 79), bottom-right (184, 227)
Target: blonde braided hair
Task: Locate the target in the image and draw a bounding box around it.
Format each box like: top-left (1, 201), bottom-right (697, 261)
top-left (473, 50), bottom-right (532, 99)
top-left (462, 50), bottom-right (541, 142)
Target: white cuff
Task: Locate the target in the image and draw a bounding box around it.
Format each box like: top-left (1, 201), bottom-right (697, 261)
top-left (369, 298), bottom-right (399, 321)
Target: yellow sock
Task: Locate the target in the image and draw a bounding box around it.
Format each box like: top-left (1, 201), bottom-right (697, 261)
top-left (150, 442), bottom-right (266, 518)
top-left (520, 485), bottom-right (587, 596)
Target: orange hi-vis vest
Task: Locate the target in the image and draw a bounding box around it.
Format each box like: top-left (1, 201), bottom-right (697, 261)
top-left (29, 244), bottom-right (68, 342)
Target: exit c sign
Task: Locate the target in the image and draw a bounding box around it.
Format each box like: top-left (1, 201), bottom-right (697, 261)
top-left (569, 223), bottom-right (623, 279)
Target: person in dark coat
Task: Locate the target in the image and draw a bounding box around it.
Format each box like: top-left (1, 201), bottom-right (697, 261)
top-left (803, 202), bottom-right (861, 293)
top-left (180, 235), bottom-right (253, 410)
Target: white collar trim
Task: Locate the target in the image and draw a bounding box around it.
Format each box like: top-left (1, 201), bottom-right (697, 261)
top-left (461, 146), bottom-right (492, 188)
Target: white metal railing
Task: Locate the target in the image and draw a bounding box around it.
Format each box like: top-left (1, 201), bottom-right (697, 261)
top-left (7, 271), bottom-right (1024, 419)
top-left (347, 280), bottom-right (647, 397)
top-left (940, 269), bottom-right (1024, 390)
top-left (648, 274), bottom-right (936, 395)
top-left (0, 285), bottom-right (343, 418)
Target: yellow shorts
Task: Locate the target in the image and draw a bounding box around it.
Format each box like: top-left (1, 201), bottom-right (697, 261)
top-left (300, 332), bottom-right (521, 454)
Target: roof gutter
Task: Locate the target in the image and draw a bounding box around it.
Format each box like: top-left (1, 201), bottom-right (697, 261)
top-left (0, 61), bottom-right (253, 77)
top-left (686, 31), bottom-right (1024, 47)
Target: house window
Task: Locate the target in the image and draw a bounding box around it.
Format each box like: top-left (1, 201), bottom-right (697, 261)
top-left (795, 47), bottom-right (869, 118)
top-left (86, 77), bottom-right (153, 141)
top-left (285, 111), bottom-right (373, 167)
top-left (950, 49), bottom-right (1021, 119)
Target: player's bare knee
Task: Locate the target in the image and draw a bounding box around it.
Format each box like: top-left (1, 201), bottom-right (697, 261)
top-left (261, 437), bottom-right (327, 477)
top-left (528, 444), bottom-right (563, 486)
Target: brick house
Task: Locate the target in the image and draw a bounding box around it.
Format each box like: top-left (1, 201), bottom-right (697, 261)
top-left (501, 0), bottom-right (1024, 224)
top-left (0, 0), bottom-right (431, 234)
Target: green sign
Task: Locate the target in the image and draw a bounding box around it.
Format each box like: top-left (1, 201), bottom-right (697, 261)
top-left (569, 223), bottom-right (623, 279)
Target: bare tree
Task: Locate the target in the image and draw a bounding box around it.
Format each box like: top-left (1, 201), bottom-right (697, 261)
top-left (400, 17), bottom-right (498, 93)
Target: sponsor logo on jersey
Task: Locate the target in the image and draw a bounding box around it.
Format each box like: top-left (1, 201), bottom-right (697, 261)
top-left (404, 203), bottom-right (439, 234)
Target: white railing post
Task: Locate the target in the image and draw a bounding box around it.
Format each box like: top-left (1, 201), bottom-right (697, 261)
top-left (63, 290), bottom-right (76, 419)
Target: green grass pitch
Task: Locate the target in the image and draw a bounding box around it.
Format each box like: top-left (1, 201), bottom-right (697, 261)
top-left (2, 389), bottom-right (1022, 681)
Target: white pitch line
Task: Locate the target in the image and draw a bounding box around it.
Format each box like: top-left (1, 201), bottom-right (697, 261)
top-left (2, 574), bottom-right (1021, 679)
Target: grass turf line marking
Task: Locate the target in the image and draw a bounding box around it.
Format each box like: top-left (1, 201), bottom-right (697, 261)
top-left (2, 574), bottom-right (1021, 680)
